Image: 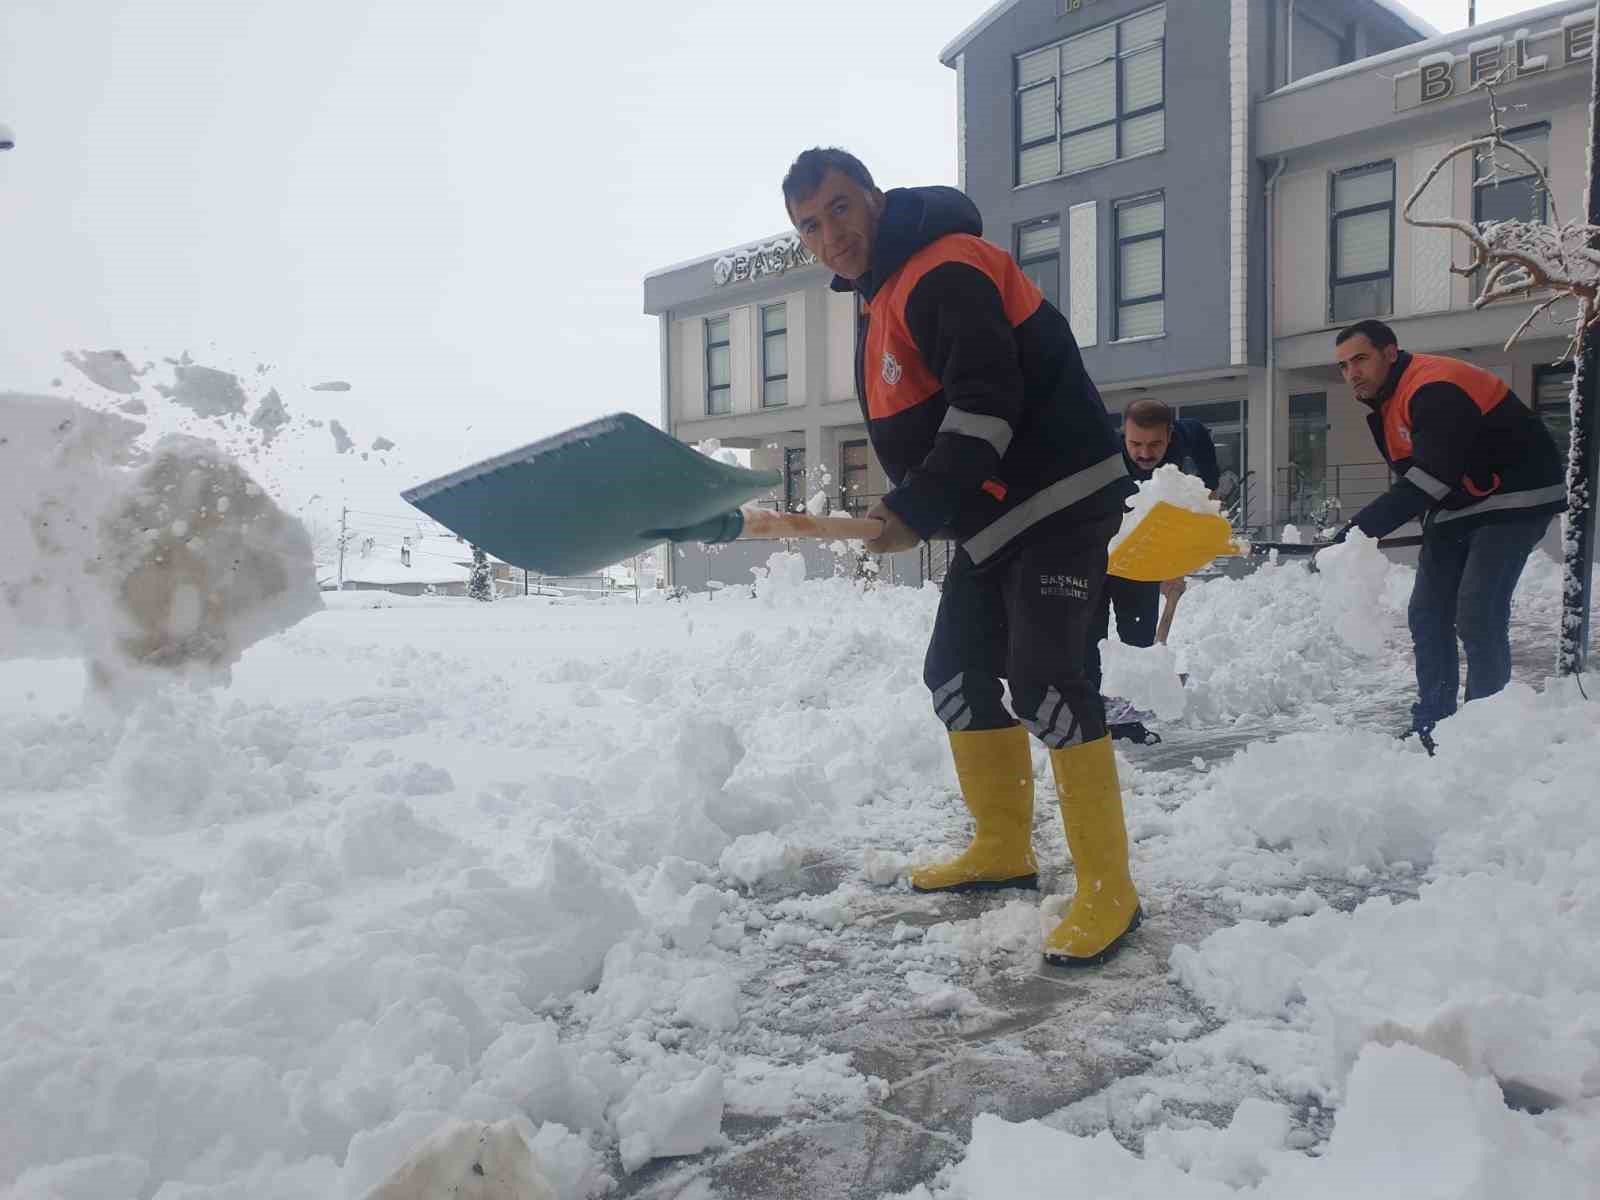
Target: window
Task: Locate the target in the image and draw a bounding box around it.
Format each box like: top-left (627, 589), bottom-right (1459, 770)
top-left (1015, 5), bottom-right (1165, 186)
top-left (1287, 392), bottom-right (1329, 520)
top-left (1179, 399), bottom-right (1246, 504)
top-left (1329, 162), bottom-right (1394, 322)
top-left (840, 440), bottom-right (870, 516)
top-left (761, 304), bottom-right (788, 408)
top-left (1115, 193), bottom-right (1164, 339)
top-left (1474, 123), bottom-right (1549, 226)
top-left (784, 447), bottom-right (807, 513)
top-left (1535, 364), bottom-right (1574, 448)
top-left (1016, 217), bottom-right (1062, 308)
top-left (705, 316), bottom-right (731, 415)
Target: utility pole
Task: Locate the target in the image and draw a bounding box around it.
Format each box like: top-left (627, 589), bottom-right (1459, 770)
top-left (336, 505), bottom-right (348, 592)
top-left (1466, 1), bottom-right (1475, 26)
top-left (1563, 0), bottom-right (1600, 676)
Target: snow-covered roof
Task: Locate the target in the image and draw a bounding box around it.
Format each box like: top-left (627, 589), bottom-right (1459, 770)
top-left (341, 532), bottom-right (473, 586)
top-left (940, 0), bottom-right (1437, 66)
top-left (1269, 0), bottom-right (1587, 99)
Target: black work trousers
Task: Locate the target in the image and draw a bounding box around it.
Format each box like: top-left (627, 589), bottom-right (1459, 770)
top-left (1085, 575), bottom-right (1160, 694)
top-left (923, 516), bottom-right (1119, 749)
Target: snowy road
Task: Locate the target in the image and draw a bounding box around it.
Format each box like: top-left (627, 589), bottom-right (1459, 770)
top-left (2, 546), bottom-right (1597, 1199)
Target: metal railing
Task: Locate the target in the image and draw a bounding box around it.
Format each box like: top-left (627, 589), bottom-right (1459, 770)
top-left (1275, 462), bottom-right (1394, 529)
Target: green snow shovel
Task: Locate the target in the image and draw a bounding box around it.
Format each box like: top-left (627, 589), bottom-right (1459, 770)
top-left (401, 412), bottom-right (882, 576)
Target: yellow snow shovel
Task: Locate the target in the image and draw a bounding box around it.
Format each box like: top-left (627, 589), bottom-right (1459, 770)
top-left (1107, 502), bottom-right (1243, 582)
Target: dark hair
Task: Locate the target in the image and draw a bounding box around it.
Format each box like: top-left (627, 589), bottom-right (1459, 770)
top-left (1335, 319), bottom-right (1398, 350)
top-left (782, 147), bottom-right (877, 216)
top-left (1124, 397), bottom-right (1174, 429)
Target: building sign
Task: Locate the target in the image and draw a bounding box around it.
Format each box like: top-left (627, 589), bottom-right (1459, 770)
top-left (712, 234), bottom-right (816, 287)
top-left (1395, 15), bottom-right (1594, 112)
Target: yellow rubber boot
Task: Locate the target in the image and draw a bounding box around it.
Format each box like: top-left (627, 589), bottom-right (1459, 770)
top-left (909, 725), bottom-right (1038, 893)
top-left (1044, 736), bottom-right (1142, 965)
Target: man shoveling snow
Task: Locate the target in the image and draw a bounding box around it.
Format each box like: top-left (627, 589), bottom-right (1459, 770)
top-left (784, 147), bottom-right (1143, 966)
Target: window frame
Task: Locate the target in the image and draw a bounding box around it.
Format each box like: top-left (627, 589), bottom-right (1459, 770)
top-left (1328, 160), bottom-right (1396, 324)
top-left (1113, 191), bottom-right (1165, 341)
top-left (1015, 215), bottom-right (1062, 309)
top-left (839, 438), bottom-right (871, 516)
top-left (704, 314), bottom-right (732, 416)
top-left (760, 302), bottom-right (788, 409)
top-left (1013, 4), bottom-right (1166, 187)
top-left (1474, 121), bottom-right (1551, 227)
top-left (783, 446), bottom-right (807, 513)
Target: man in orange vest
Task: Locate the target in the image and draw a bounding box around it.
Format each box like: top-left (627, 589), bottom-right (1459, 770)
top-left (784, 146), bottom-right (1141, 966)
top-left (1333, 320), bottom-right (1566, 752)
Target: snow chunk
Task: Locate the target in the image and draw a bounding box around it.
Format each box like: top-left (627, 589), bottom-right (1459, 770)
top-left (718, 831), bottom-right (799, 888)
top-left (359, 1118), bottom-right (556, 1200)
top-left (1314, 529), bottom-right (1394, 657)
top-left (154, 362), bottom-right (249, 418)
top-left (372, 436), bottom-right (396, 452)
top-left (311, 379), bottom-right (352, 391)
top-left (614, 1067), bottom-right (725, 1173)
top-left (330, 419), bottom-right (355, 454)
top-left (250, 387), bottom-right (290, 444)
top-left (337, 799), bottom-right (459, 877)
top-left (62, 348), bottom-right (145, 394)
top-left (1108, 464), bottom-right (1223, 553)
top-left (0, 396), bottom-right (321, 683)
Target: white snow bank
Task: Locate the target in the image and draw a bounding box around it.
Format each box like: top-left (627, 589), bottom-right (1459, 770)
top-left (1109, 464), bottom-right (1223, 553)
top-left (915, 1040), bottom-right (1592, 1200)
top-left (1, 394), bottom-right (321, 686)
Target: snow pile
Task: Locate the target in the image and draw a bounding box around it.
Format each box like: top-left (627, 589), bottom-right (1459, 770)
top-left (1312, 529), bottom-right (1399, 656)
top-left (1, 394), bottom-right (321, 684)
top-left (1109, 464), bottom-right (1223, 553)
top-left (1099, 639), bottom-right (1186, 719)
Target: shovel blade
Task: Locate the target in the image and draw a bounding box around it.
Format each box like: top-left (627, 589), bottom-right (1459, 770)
top-left (401, 413), bottom-right (782, 576)
top-left (1108, 501), bottom-right (1240, 582)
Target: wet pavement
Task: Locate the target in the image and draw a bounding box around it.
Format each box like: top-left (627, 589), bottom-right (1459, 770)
top-left (613, 611), bottom-right (1570, 1199)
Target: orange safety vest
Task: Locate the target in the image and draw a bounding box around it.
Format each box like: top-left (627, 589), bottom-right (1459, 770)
top-left (1383, 353), bottom-right (1508, 465)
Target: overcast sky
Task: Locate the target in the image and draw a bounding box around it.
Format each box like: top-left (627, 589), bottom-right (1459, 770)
top-left (0, 0), bottom-right (1538, 520)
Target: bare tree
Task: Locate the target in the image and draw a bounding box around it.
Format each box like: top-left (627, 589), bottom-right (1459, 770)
top-left (1402, 57), bottom-right (1599, 677)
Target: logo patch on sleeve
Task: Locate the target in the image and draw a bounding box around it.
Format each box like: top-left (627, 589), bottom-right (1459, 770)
top-left (881, 351), bottom-right (903, 386)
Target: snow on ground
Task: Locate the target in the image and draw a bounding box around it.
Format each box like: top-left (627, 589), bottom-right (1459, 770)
top-left (2, 538), bottom-right (1598, 1197)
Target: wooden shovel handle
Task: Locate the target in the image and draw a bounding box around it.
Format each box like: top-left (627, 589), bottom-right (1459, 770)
top-left (1156, 588), bottom-right (1181, 645)
top-left (740, 509), bottom-right (884, 541)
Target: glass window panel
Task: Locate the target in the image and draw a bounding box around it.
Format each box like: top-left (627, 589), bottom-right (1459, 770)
top-left (1062, 125), bottom-right (1116, 173)
top-left (1336, 210), bottom-right (1390, 277)
top-left (1292, 14), bottom-right (1346, 79)
top-left (1021, 257), bottom-right (1060, 308)
top-left (707, 344), bottom-right (731, 387)
top-left (1334, 166), bottom-right (1392, 211)
top-left (1121, 110), bottom-right (1164, 157)
top-left (1062, 61), bottom-right (1116, 131)
top-left (764, 335), bottom-right (787, 376)
top-left (763, 378), bottom-right (787, 408)
top-left (1477, 127), bottom-right (1549, 179)
top-left (1118, 196), bottom-right (1163, 238)
top-left (1018, 220), bottom-right (1060, 258)
top-left (1476, 178), bottom-right (1544, 224)
top-left (1019, 82), bottom-right (1057, 144)
top-left (706, 316), bottom-right (729, 343)
top-left (1061, 26), bottom-right (1115, 73)
top-left (1331, 277), bottom-right (1392, 321)
top-left (1120, 237), bottom-right (1163, 298)
top-left (707, 388), bottom-right (731, 415)
top-left (1019, 139), bottom-right (1061, 184)
top-left (1537, 366), bottom-right (1575, 409)
top-left (1121, 45), bottom-right (1163, 111)
top-left (1119, 298), bottom-right (1164, 338)
top-left (1018, 45), bottom-right (1058, 86)
top-left (1120, 6), bottom-right (1166, 50)
top-left (762, 304), bottom-right (786, 333)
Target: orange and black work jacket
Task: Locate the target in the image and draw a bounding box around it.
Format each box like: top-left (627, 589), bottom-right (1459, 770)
top-left (1350, 351), bottom-right (1566, 538)
top-left (834, 187), bottom-right (1132, 565)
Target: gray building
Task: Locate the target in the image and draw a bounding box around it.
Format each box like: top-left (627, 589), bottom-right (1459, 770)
top-left (643, 0), bottom-right (1587, 589)
top-left (942, 0), bottom-right (1434, 529)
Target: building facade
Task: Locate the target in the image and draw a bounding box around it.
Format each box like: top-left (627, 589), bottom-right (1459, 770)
top-left (643, 0), bottom-right (1586, 589)
top-left (1261, 0), bottom-right (1591, 533)
top-left (943, 0), bottom-right (1433, 530)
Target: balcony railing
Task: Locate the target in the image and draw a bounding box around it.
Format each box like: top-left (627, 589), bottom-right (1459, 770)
top-left (1275, 462), bottom-right (1394, 530)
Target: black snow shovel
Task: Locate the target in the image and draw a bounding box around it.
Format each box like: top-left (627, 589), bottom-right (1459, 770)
top-left (401, 412), bottom-right (882, 576)
top-left (1249, 535), bottom-right (1424, 557)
